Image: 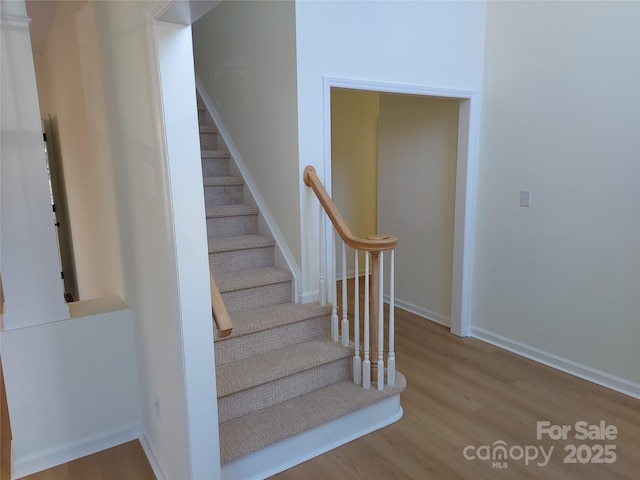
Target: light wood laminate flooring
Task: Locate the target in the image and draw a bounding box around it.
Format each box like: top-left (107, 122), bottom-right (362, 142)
top-left (273, 282), bottom-right (639, 479)
top-left (19, 280), bottom-right (640, 479)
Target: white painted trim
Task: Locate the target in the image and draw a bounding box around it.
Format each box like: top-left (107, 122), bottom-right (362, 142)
top-left (139, 429), bottom-right (170, 480)
top-left (155, 22), bottom-right (221, 480)
top-left (471, 326), bottom-right (640, 400)
top-left (384, 296), bottom-right (450, 328)
top-left (195, 77), bottom-right (303, 303)
top-left (0, 15), bottom-right (30, 30)
top-left (12, 423), bottom-right (139, 479)
top-left (301, 289), bottom-right (319, 304)
top-left (221, 394), bottom-right (403, 480)
top-left (321, 77), bottom-right (478, 338)
top-left (2, 303), bottom-right (71, 331)
top-left (451, 97), bottom-right (479, 337)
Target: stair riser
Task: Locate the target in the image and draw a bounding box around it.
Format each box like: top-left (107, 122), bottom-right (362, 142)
top-left (205, 184), bottom-right (244, 206)
top-left (209, 247), bottom-right (274, 275)
top-left (221, 281), bottom-right (291, 313)
top-left (218, 358), bottom-right (351, 423)
top-left (200, 132), bottom-right (218, 150)
top-left (202, 158), bottom-right (230, 177)
top-left (198, 109), bottom-right (215, 126)
top-left (207, 214), bottom-right (258, 238)
top-left (215, 315), bottom-right (331, 365)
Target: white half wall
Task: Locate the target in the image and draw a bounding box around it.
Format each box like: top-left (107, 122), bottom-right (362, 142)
top-left (295, 0), bottom-right (487, 300)
top-left (474, 1), bottom-right (640, 384)
top-left (0, 301), bottom-right (140, 478)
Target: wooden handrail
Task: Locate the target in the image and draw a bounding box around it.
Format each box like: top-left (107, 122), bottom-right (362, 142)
top-left (210, 271), bottom-right (232, 337)
top-left (303, 166), bottom-right (398, 252)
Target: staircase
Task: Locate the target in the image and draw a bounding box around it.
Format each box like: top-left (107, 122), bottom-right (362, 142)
top-left (197, 94), bottom-right (406, 476)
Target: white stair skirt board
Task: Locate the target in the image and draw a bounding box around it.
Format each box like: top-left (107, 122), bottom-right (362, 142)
top-left (221, 394), bottom-right (403, 480)
top-left (471, 327), bottom-right (640, 400)
top-left (12, 423), bottom-right (139, 479)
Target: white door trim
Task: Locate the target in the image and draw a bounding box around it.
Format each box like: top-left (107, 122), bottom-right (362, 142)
top-left (322, 77), bottom-right (478, 336)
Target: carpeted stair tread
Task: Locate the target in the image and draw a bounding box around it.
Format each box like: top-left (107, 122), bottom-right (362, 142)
top-left (208, 234), bottom-right (274, 254)
top-left (200, 125), bottom-right (217, 134)
top-left (204, 176), bottom-right (244, 186)
top-left (219, 372), bottom-right (407, 464)
top-left (201, 149), bottom-right (230, 159)
top-left (205, 204), bottom-right (258, 219)
top-left (214, 302), bottom-right (330, 342)
top-left (216, 267), bottom-right (291, 293)
top-left (216, 339), bottom-right (351, 398)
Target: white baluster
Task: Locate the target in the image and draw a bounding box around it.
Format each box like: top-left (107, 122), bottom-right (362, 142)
top-left (363, 251), bottom-right (371, 389)
top-left (318, 204), bottom-right (327, 307)
top-left (341, 241), bottom-right (349, 347)
top-left (353, 250), bottom-right (361, 385)
top-left (387, 249), bottom-right (395, 387)
top-left (331, 232), bottom-right (338, 342)
top-left (377, 251), bottom-right (384, 390)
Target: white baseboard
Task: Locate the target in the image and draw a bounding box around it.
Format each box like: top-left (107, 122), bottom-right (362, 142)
top-left (139, 429), bottom-right (170, 480)
top-left (388, 297), bottom-right (451, 327)
top-left (471, 326), bottom-right (640, 400)
top-left (12, 423), bottom-right (139, 479)
top-left (301, 289), bottom-right (319, 304)
top-left (221, 394), bottom-right (403, 480)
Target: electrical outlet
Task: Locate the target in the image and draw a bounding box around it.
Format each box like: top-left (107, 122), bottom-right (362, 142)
top-left (520, 189), bottom-right (532, 207)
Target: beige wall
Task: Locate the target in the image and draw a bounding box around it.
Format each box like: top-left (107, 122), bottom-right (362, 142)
top-left (331, 89), bottom-right (379, 276)
top-left (474, 1), bottom-right (640, 382)
top-left (378, 95), bottom-right (459, 325)
top-left (32, 0), bottom-right (121, 301)
top-left (192, 0), bottom-right (301, 269)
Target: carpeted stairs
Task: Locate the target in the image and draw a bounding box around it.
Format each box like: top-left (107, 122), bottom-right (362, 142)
top-left (197, 96), bottom-right (406, 467)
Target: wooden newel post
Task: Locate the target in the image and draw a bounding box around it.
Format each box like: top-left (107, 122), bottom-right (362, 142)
top-left (369, 250), bottom-right (380, 377)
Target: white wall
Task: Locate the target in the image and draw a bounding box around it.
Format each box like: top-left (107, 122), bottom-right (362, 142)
top-left (1, 302), bottom-right (140, 478)
top-left (88, 1), bottom-right (223, 477)
top-left (331, 89), bottom-right (379, 277)
top-left (155, 19), bottom-right (220, 478)
top-left (295, 0), bottom-right (487, 300)
top-left (378, 95), bottom-right (459, 326)
top-left (2, 0), bottom-right (221, 476)
top-left (192, 0), bottom-right (301, 270)
top-left (473, 1), bottom-right (640, 386)
top-left (0, 0), bottom-right (70, 328)
top-left (84, 1), bottom-right (195, 477)
top-left (31, 0), bottom-right (122, 301)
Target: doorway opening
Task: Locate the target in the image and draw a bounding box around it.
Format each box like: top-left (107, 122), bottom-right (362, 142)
top-left (324, 78), bottom-right (479, 336)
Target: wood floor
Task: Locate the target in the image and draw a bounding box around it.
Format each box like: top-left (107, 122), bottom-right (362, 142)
top-left (21, 441), bottom-right (154, 480)
top-left (273, 302), bottom-right (640, 479)
top-left (17, 283), bottom-right (640, 479)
